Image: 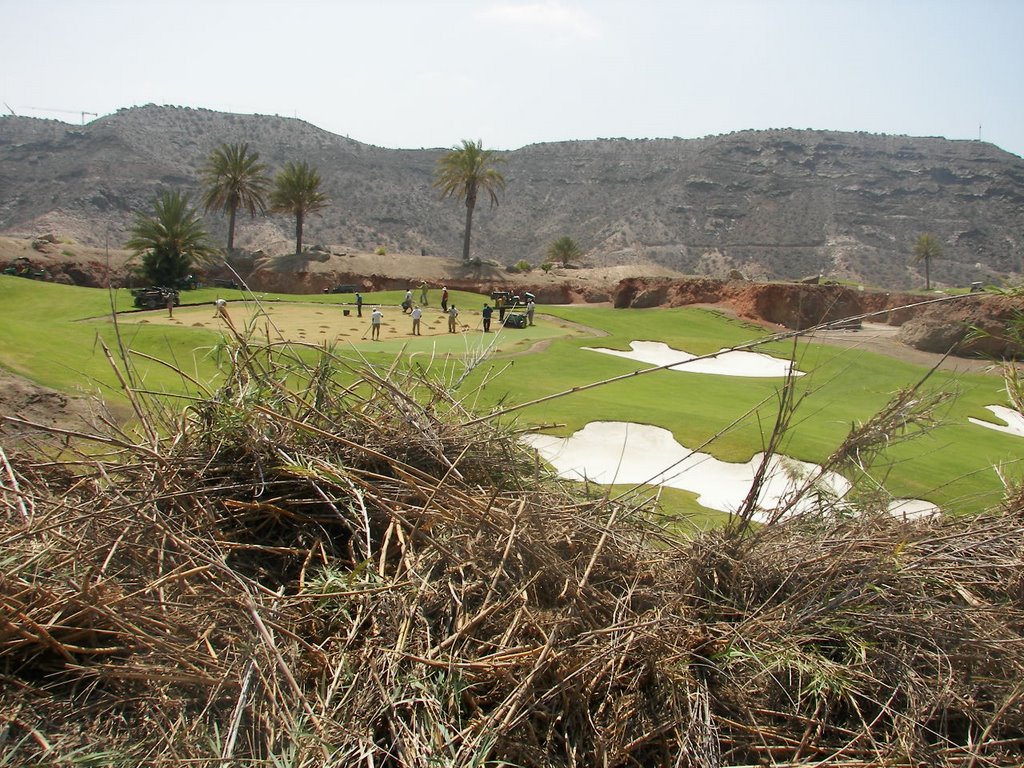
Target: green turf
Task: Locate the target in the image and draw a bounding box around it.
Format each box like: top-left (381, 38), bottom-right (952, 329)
top-left (460, 305), bottom-right (1020, 516)
top-left (2, 277), bottom-right (1019, 519)
top-left (0, 278), bottom-right (227, 401)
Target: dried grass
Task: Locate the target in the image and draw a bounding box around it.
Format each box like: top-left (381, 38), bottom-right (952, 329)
top-left (0, 335), bottom-right (1022, 767)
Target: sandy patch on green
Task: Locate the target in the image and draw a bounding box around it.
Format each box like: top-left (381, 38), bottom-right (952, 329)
top-left (119, 301), bottom-right (587, 354)
top-left (124, 301), bottom-right (458, 341)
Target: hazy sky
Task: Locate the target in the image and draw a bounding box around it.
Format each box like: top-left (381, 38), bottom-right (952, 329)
top-left (4, 0), bottom-right (1022, 157)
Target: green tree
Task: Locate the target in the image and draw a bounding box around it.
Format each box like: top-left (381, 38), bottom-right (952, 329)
top-left (270, 161), bottom-right (329, 254)
top-left (200, 142), bottom-right (269, 253)
top-left (547, 235), bottom-right (582, 267)
top-left (912, 232), bottom-right (943, 291)
top-left (126, 190), bottom-right (216, 286)
top-left (433, 139), bottom-right (506, 262)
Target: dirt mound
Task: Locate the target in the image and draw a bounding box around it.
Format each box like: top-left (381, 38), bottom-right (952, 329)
top-left (613, 276), bottom-right (922, 327)
top-left (0, 234), bottom-right (675, 301)
top-left (897, 294), bottom-right (1024, 358)
top-left (0, 234), bottom-right (135, 287)
top-left (0, 371), bottom-right (96, 433)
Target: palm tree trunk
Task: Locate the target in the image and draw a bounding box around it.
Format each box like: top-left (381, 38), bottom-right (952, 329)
top-left (227, 205), bottom-right (237, 253)
top-left (462, 201), bottom-right (474, 262)
top-left (295, 210), bottom-right (304, 255)
top-left (925, 257), bottom-right (931, 290)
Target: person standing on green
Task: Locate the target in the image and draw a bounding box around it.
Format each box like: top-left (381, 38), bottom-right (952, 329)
top-left (419, 281), bottom-right (429, 305)
top-left (482, 303), bottom-right (493, 332)
top-left (355, 292), bottom-right (363, 318)
top-left (371, 306), bottom-right (383, 340)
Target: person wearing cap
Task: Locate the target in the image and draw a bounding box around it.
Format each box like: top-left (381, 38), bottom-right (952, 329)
top-left (371, 306), bottom-right (383, 340)
top-left (213, 297), bottom-right (235, 332)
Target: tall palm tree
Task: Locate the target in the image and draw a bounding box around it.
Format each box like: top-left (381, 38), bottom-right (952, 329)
top-left (547, 236), bottom-right (582, 267)
top-left (126, 190), bottom-right (216, 286)
top-left (200, 142), bottom-right (269, 253)
top-left (270, 161), bottom-right (329, 254)
top-left (433, 139), bottom-right (506, 262)
top-left (912, 232), bottom-right (943, 290)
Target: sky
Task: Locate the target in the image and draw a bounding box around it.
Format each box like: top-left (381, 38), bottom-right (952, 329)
top-left (3, 0), bottom-right (1023, 157)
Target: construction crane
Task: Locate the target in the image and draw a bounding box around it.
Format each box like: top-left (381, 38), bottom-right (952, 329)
top-left (23, 106), bottom-right (98, 124)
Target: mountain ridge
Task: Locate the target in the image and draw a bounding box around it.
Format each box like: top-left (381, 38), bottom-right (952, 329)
top-left (2, 104), bottom-right (1022, 289)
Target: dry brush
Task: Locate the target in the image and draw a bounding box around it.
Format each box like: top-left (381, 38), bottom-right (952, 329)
top-left (0, 335), bottom-right (1022, 767)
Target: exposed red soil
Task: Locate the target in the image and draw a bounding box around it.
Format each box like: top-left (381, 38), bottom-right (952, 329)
top-left (613, 277), bottom-right (1023, 359)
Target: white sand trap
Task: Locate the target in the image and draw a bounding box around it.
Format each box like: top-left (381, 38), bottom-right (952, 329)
top-left (524, 421), bottom-right (937, 521)
top-left (582, 340), bottom-right (802, 377)
top-left (886, 498), bottom-right (941, 520)
top-left (969, 405), bottom-right (1024, 438)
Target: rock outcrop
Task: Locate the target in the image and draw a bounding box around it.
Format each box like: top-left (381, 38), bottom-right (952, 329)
top-left (896, 295), bottom-right (1024, 358)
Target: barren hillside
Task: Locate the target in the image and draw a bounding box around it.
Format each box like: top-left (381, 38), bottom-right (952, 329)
top-left (2, 105), bottom-right (1023, 289)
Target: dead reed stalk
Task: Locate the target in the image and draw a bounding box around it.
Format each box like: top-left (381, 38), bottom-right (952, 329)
top-left (0, 321), bottom-right (1022, 766)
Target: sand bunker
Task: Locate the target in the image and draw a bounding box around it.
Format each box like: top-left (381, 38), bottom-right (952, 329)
top-left (969, 405), bottom-right (1024, 438)
top-left (523, 421), bottom-right (937, 521)
top-left (582, 340), bottom-right (803, 377)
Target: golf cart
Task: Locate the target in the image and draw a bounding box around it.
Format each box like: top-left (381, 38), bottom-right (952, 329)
top-left (2, 256), bottom-right (49, 280)
top-left (490, 289), bottom-right (521, 306)
top-left (132, 286), bottom-right (180, 310)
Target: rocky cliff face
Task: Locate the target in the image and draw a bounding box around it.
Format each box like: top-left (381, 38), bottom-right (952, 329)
top-left (2, 106), bottom-right (1022, 289)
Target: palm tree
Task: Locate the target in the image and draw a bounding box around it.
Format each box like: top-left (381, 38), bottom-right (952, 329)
top-left (200, 142), bottom-right (269, 253)
top-left (126, 190), bottom-right (216, 286)
top-left (270, 161), bottom-right (329, 254)
top-left (912, 233), bottom-right (944, 290)
top-left (547, 236), bottom-right (582, 267)
top-left (433, 139), bottom-right (506, 262)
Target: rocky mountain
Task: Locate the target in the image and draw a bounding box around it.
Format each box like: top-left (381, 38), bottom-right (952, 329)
top-left (2, 104), bottom-right (1023, 289)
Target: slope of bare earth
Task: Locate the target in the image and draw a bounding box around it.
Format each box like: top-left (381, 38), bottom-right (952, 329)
top-left (0, 233), bottom-right (690, 300)
top-left (0, 369), bottom-right (112, 448)
top-left (0, 233), bottom-right (131, 286)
